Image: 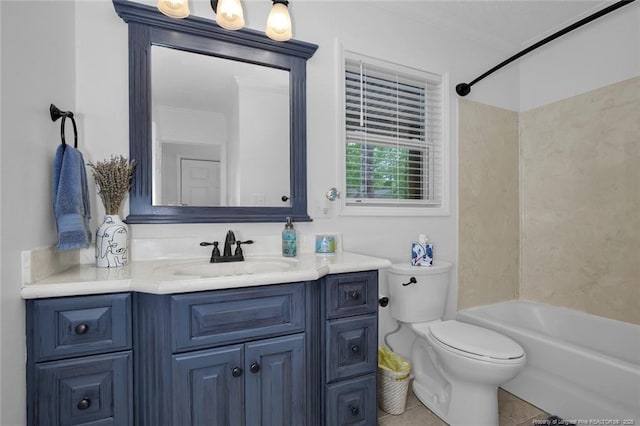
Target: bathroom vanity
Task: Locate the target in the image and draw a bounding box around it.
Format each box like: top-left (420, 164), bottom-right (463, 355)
top-left (23, 252), bottom-right (389, 426)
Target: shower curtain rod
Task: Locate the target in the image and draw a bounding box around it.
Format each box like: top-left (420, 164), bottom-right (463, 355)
top-left (455, 0), bottom-right (637, 97)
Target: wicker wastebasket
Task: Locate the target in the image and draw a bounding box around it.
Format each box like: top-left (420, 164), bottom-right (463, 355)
top-left (377, 346), bottom-right (411, 415)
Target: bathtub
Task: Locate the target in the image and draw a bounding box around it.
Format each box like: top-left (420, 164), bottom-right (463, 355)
top-left (457, 301), bottom-right (640, 423)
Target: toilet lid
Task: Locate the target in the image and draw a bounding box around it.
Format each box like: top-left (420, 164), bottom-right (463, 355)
top-left (428, 321), bottom-right (524, 360)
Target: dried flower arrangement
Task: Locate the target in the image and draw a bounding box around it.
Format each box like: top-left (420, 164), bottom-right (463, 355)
top-left (87, 155), bottom-right (136, 215)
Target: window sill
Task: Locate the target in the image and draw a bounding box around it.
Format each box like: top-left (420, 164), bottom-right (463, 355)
top-left (338, 203), bottom-right (450, 217)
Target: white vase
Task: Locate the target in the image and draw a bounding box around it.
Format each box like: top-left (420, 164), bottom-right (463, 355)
top-left (95, 215), bottom-right (129, 268)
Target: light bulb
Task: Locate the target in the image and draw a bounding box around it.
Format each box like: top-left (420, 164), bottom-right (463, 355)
top-left (266, 2), bottom-right (292, 42)
top-left (216, 0), bottom-right (245, 30)
top-left (157, 0), bottom-right (190, 18)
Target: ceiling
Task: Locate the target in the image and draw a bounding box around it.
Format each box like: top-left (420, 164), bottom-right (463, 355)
top-left (378, 1), bottom-right (610, 51)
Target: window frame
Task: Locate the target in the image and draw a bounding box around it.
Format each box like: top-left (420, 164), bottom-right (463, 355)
top-left (337, 48), bottom-right (450, 217)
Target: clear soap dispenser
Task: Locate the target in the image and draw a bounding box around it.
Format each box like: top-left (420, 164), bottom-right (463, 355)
top-left (282, 216), bottom-right (297, 257)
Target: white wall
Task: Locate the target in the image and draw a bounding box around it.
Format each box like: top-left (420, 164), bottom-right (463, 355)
top-left (0, 2), bottom-right (76, 424)
top-left (519, 2), bottom-right (640, 111)
top-left (237, 82), bottom-right (289, 206)
top-left (0, 1), bottom-right (3, 418)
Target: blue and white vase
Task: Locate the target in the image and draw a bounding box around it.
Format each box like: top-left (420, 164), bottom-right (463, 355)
top-left (95, 215), bottom-right (129, 268)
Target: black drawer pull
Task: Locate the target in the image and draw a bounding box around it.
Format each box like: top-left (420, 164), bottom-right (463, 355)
top-left (74, 324), bottom-right (89, 335)
top-left (232, 367), bottom-right (243, 377)
top-left (350, 406), bottom-right (359, 416)
top-left (351, 345), bottom-right (360, 354)
top-left (349, 291), bottom-right (361, 300)
top-left (77, 398), bottom-right (91, 410)
top-left (250, 362), bottom-right (260, 373)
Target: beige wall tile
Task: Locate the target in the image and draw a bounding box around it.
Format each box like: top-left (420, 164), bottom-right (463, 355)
top-left (458, 99), bottom-right (520, 310)
top-left (520, 76), bottom-right (640, 324)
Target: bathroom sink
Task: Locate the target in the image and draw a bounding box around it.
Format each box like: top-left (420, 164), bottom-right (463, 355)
top-left (165, 257), bottom-right (297, 278)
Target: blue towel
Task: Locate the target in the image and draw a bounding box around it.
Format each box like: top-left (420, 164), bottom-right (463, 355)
top-left (53, 144), bottom-right (91, 251)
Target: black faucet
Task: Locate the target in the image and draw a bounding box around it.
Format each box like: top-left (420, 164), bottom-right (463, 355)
top-left (200, 230), bottom-right (254, 263)
top-left (223, 230), bottom-right (236, 257)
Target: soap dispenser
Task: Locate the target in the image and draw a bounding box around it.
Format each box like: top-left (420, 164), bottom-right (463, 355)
top-left (282, 216), bottom-right (297, 257)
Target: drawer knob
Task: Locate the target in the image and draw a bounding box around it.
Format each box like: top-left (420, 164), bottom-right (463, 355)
top-left (77, 398), bottom-right (91, 410)
top-left (349, 291), bottom-right (361, 300)
top-left (351, 345), bottom-right (360, 354)
top-left (75, 324), bottom-right (89, 335)
top-left (232, 366), bottom-right (243, 377)
top-left (350, 406), bottom-right (359, 416)
top-left (250, 362), bottom-right (260, 374)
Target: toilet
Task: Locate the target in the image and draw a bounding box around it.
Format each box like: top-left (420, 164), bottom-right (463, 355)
top-left (387, 262), bottom-right (525, 426)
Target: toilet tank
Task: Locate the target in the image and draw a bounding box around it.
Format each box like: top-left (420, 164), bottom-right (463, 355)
top-left (386, 261), bottom-right (453, 323)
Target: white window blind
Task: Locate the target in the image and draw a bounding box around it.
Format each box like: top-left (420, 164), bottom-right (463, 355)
top-left (344, 54), bottom-right (444, 209)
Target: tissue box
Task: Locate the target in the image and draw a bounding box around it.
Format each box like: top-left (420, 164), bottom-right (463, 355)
top-left (411, 242), bottom-right (433, 266)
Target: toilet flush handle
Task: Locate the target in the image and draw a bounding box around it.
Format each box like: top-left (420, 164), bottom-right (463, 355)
top-left (402, 277), bottom-right (417, 286)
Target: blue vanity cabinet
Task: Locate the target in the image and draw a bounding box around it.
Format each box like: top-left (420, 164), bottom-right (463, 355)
top-left (322, 271), bottom-right (379, 426)
top-left (25, 270), bottom-right (381, 425)
top-left (137, 281), bottom-right (315, 426)
top-left (25, 293), bottom-right (133, 426)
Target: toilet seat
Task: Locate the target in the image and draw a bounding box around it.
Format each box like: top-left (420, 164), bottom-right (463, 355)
top-left (412, 320), bottom-right (525, 363)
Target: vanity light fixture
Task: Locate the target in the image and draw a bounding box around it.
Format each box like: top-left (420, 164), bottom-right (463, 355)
top-left (157, 0), bottom-right (190, 18)
top-left (211, 0), bottom-right (245, 30)
top-left (159, 0), bottom-right (293, 41)
top-left (266, 0), bottom-right (292, 42)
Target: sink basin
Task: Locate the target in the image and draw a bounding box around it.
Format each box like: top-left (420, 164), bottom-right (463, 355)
top-left (166, 257), bottom-right (297, 278)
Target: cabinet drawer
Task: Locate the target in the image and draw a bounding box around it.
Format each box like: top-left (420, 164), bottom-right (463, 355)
top-left (326, 374), bottom-right (377, 426)
top-left (172, 283), bottom-right (305, 352)
top-left (325, 271), bottom-right (377, 319)
top-left (31, 293), bottom-right (132, 362)
top-left (33, 351), bottom-right (133, 426)
top-left (326, 315), bottom-right (377, 383)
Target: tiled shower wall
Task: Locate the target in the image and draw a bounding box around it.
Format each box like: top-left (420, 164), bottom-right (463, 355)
top-left (458, 100), bottom-right (520, 310)
top-left (520, 76), bottom-right (640, 325)
top-left (458, 77), bottom-right (640, 325)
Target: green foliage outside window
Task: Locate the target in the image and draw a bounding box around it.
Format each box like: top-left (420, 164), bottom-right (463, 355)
top-left (346, 142), bottom-right (421, 200)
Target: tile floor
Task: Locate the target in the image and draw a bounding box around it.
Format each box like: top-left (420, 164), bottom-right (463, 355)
top-left (378, 385), bottom-right (550, 426)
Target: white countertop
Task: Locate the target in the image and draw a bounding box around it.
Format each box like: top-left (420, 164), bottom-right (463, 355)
top-left (21, 251), bottom-right (391, 299)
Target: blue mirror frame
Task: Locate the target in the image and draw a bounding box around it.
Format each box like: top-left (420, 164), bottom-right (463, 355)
top-left (113, 0), bottom-right (317, 223)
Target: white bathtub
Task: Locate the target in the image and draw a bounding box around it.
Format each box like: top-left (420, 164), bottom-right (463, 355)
top-left (458, 301), bottom-right (640, 423)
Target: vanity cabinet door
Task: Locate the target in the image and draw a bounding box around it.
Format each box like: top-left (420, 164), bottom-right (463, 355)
top-left (33, 351), bottom-right (132, 426)
top-left (245, 334), bottom-right (306, 426)
top-left (172, 345), bottom-right (244, 426)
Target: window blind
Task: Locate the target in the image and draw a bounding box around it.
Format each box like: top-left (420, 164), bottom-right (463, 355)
top-left (344, 56), bottom-right (443, 208)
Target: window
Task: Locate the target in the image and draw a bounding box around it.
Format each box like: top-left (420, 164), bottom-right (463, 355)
top-left (341, 51), bottom-right (448, 215)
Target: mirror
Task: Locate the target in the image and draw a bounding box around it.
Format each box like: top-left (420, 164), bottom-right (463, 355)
top-left (151, 46), bottom-right (290, 207)
top-left (113, 0), bottom-right (317, 223)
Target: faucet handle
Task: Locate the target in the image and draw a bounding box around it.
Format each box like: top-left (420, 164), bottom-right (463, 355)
top-left (234, 240), bottom-right (254, 257)
top-left (200, 241), bottom-right (221, 258)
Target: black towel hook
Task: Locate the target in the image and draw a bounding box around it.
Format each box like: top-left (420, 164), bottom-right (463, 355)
top-left (50, 103), bottom-right (78, 149)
